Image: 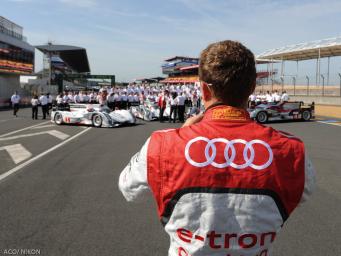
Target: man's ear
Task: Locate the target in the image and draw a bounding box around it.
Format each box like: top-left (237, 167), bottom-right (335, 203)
top-left (201, 82), bottom-right (213, 102)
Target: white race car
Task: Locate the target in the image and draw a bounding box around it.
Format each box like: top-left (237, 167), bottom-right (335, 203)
top-left (51, 103), bottom-right (136, 127)
top-left (130, 101), bottom-right (170, 121)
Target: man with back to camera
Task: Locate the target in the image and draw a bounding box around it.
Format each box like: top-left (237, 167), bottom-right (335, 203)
top-left (118, 40), bottom-right (315, 256)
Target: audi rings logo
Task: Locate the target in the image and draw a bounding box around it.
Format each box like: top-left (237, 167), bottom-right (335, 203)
top-left (184, 137), bottom-right (273, 170)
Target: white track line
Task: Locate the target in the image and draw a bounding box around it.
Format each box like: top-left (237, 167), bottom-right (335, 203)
top-left (317, 121), bottom-right (341, 127)
top-left (0, 118), bottom-right (24, 123)
top-left (32, 124), bottom-right (56, 129)
top-left (0, 121), bottom-right (50, 138)
top-left (0, 127), bottom-right (91, 182)
top-left (0, 130), bottom-right (70, 141)
top-left (0, 144), bottom-right (32, 164)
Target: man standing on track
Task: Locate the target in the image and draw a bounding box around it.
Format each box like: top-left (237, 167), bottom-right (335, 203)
top-left (47, 93), bottom-right (53, 116)
top-left (158, 90), bottom-right (169, 122)
top-left (11, 91), bottom-right (20, 117)
top-left (31, 95), bottom-right (39, 120)
top-left (177, 92), bottom-right (186, 123)
top-left (39, 93), bottom-right (48, 120)
top-left (119, 40), bottom-right (315, 256)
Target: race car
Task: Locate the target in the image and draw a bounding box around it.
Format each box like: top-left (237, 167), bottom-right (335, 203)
top-left (130, 101), bottom-right (170, 121)
top-left (248, 101), bottom-right (315, 123)
top-left (51, 103), bottom-right (136, 127)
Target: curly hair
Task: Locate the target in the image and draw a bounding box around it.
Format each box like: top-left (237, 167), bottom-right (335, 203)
top-left (199, 40), bottom-right (256, 107)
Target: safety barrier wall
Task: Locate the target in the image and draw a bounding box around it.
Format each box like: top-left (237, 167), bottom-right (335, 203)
top-left (289, 95), bottom-right (341, 106)
top-left (255, 84), bottom-right (341, 97)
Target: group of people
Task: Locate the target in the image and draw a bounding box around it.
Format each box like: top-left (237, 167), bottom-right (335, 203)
top-left (248, 90), bottom-right (289, 107)
top-left (54, 83), bottom-right (202, 123)
top-left (10, 91), bottom-right (52, 119)
top-left (13, 86), bottom-right (291, 123)
top-left (10, 83), bottom-right (202, 123)
top-left (30, 93), bottom-right (53, 120)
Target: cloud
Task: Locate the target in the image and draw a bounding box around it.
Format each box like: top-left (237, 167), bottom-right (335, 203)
top-left (92, 24), bottom-right (163, 44)
top-left (7, 0), bottom-right (32, 2)
top-left (104, 9), bottom-right (150, 18)
top-left (59, 0), bottom-right (97, 8)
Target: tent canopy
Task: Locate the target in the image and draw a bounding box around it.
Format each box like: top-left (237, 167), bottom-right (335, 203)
top-left (257, 37), bottom-right (341, 61)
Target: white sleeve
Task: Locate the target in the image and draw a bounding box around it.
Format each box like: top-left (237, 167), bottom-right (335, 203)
top-left (118, 138), bottom-right (150, 202)
top-left (300, 153), bottom-right (316, 204)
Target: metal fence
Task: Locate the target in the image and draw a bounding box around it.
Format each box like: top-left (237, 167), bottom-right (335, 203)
top-left (256, 73), bottom-right (341, 97)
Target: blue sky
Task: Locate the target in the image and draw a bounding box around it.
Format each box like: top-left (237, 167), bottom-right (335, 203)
top-left (3, 0), bottom-right (341, 82)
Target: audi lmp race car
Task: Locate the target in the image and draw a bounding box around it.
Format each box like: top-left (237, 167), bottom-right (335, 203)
top-left (51, 103), bottom-right (136, 127)
top-left (130, 101), bottom-right (170, 121)
top-left (248, 101), bottom-right (315, 123)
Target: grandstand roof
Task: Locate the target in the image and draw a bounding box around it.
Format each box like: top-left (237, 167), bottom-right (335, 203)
top-left (180, 64), bottom-right (199, 70)
top-left (135, 77), bottom-right (165, 83)
top-left (257, 37), bottom-right (341, 61)
top-left (35, 44), bottom-right (90, 73)
top-left (255, 59), bottom-right (279, 64)
top-left (164, 56), bottom-right (199, 62)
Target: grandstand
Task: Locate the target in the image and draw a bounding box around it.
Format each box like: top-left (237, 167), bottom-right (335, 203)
top-left (0, 16), bottom-right (35, 107)
top-left (161, 56), bottom-right (199, 84)
top-left (160, 56), bottom-right (276, 85)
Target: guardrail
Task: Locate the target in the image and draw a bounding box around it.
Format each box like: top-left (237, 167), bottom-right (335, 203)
top-left (257, 73), bottom-right (341, 97)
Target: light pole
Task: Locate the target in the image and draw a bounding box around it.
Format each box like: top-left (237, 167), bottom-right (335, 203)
top-left (280, 76), bottom-right (284, 92)
top-left (271, 79), bottom-right (274, 92)
top-left (321, 74), bottom-right (325, 96)
top-left (306, 76), bottom-right (310, 96)
top-left (292, 77), bottom-right (296, 96)
top-left (338, 73), bottom-right (341, 97)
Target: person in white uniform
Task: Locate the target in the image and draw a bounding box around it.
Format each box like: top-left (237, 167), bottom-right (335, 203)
top-left (11, 91), bottom-right (20, 117)
top-left (39, 93), bottom-right (48, 119)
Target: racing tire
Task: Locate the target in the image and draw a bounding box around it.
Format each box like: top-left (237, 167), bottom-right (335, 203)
top-left (256, 111), bottom-right (268, 123)
top-left (302, 110), bottom-right (311, 121)
top-left (54, 112), bottom-right (63, 125)
top-left (92, 114), bottom-right (103, 127)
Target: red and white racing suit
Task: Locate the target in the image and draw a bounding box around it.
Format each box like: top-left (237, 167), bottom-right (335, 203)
top-left (119, 105), bottom-right (315, 256)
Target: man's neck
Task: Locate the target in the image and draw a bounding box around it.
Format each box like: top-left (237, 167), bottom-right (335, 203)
top-left (204, 99), bottom-right (246, 110)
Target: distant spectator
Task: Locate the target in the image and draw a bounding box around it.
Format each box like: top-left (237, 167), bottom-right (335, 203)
top-left (169, 91), bottom-right (178, 123)
top-left (158, 90), bottom-right (169, 122)
top-left (56, 93), bottom-right (63, 105)
top-left (281, 90), bottom-right (289, 102)
top-left (31, 95), bottom-right (39, 120)
top-left (62, 91), bottom-right (69, 103)
top-left (74, 92), bottom-right (81, 103)
top-left (107, 93), bottom-right (115, 110)
top-left (273, 90), bottom-right (281, 103)
top-left (39, 93), bottom-right (48, 119)
top-left (249, 92), bottom-right (256, 108)
top-left (127, 93), bottom-right (134, 108)
top-left (266, 90), bottom-right (273, 103)
top-left (47, 93), bottom-right (53, 116)
top-left (177, 92), bottom-right (186, 123)
top-left (82, 92), bottom-right (90, 103)
top-left (11, 91), bottom-right (20, 117)
top-left (121, 92), bottom-right (128, 109)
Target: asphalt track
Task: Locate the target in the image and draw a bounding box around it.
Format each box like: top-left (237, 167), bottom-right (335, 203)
top-left (0, 108), bottom-right (340, 256)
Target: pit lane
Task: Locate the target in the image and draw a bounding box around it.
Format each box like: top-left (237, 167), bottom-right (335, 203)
top-left (0, 108), bottom-right (340, 256)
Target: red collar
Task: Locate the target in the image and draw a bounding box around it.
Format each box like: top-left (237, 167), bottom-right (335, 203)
top-left (203, 105), bottom-right (250, 122)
